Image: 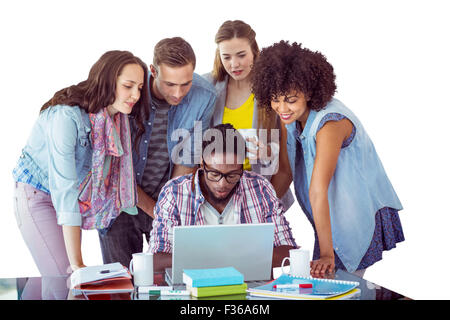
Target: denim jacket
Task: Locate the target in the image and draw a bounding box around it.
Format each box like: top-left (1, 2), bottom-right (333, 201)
top-left (285, 98), bottom-right (403, 272)
top-left (13, 105), bottom-right (92, 226)
top-left (130, 72), bottom-right (217, 184)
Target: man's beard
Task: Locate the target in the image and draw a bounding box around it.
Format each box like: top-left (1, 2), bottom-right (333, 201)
top-left (201, 173), bottom-right (240, 206)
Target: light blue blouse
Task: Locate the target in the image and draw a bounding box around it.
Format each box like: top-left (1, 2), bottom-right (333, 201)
top-left (13, 105), bottom-right (92, 226)
top-left (285, 98), bottom-right (403, 272)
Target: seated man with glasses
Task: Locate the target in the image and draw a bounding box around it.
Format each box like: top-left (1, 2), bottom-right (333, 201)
top-left (149, 123), bottom-right (297, 272)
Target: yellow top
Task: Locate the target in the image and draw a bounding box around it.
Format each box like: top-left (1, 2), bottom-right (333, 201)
top-left (222, 93), bottom-right (255, 171)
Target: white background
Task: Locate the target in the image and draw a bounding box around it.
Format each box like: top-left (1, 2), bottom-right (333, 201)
top-left (1, 0), bottom-right (449, 300)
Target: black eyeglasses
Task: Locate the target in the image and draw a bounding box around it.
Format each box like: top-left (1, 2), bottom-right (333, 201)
top-left (202, 163), bottom-right (243, 184)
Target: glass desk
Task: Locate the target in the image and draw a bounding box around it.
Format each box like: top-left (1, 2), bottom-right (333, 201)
top-left (0, 269), bottom-right (410, 300)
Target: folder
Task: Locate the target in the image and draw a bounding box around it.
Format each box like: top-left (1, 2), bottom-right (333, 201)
top-left (70, 263), bottom-right (133, 297)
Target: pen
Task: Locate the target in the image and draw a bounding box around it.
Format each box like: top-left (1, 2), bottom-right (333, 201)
top-left (273, 284), bottom-right (313, 289)
top-left (137, 285), bottom-right (173, 294)
top-left (160, 290), bottom-right (190, 296)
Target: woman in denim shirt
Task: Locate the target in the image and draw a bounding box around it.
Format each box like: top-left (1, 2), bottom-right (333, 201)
top-left (12, 51), bottom-right (150, 275)
top-left (252, 41), bottom-right (404, 277)
top-left (203, 20), bottom-right (295, 212)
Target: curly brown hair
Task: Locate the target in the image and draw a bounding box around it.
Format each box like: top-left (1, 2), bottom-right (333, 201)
top-left (251, 41), bottom-right (336, 112)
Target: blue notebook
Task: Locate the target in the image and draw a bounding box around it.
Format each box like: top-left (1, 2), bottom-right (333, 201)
top-left (247, 274), bottom-right (360, 300)
top-left (182, 267), bottom-right (244, 288)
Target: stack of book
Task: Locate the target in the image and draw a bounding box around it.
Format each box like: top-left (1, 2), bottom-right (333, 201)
top-left (70, 262), bottom-right (134, 299)
top-left (182, 267), bottom-right (247, 298)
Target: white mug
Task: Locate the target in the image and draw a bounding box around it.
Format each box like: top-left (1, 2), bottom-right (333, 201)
top-left (129, 252), bottom-right (154, 287)
top-left (281, 248), bottom-right (310, 278)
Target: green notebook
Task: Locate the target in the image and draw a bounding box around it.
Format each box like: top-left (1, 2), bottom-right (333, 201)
top-left (189, 283), bottom-right (248, 298)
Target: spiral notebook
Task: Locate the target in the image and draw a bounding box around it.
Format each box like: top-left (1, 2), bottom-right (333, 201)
top-left (247, 274), bottom-right (360, 300)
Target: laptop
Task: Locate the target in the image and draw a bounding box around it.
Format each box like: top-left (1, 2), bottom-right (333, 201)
top-left (166, 223), bottom-right (275, 286)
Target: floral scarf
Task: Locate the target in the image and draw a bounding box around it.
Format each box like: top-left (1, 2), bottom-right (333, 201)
top-left (78, 108), bottom-right (137, 230)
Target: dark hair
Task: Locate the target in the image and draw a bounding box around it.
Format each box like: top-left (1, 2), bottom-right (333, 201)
top-left (40, 50), bottom-right (150, 150)
top-left (212, 20), bottom-right (259, 83)
top-left (153, 37), bottom-right (196, 69)
top-left (252, 41), bottom-right (336, 112)
top-left (202, 123), bottom-right (246, 163)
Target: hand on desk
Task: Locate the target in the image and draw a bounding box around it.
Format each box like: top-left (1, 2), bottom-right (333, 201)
top-left (310, 255), bottom-right (335, 277)
top-left (70, 264), bottom-right (87, 272)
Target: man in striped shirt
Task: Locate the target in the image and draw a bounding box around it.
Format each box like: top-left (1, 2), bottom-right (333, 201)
top-left (150, 124), bottom-right (297, 272)
top-left (98, 37), bottom-right (217, 268)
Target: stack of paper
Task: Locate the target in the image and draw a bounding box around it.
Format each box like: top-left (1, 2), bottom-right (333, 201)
top-left (247, 274), bottom-right (361, 300)
top-left (183, 267), bottom-right (247, 298)
top-left (70, 263), bottom-right (134, 297)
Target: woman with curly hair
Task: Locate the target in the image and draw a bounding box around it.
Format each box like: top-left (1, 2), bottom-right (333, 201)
top-left (252, 41), bottom-right (404, 277)
top-left (203, 20), bottom-right (294, 213)
top-left (12, 50), bottom-right (150, 275)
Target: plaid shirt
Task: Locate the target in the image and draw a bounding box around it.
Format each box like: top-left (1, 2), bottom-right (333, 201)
top-left (149, 169), bottom-right (297, 253)
top-left (13, 155), bottom-right (50, 193)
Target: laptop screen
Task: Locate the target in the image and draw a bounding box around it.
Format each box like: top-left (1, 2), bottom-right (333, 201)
top-left (170, 223), bottom-right (275, 285)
